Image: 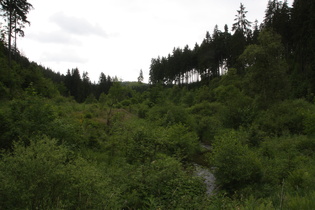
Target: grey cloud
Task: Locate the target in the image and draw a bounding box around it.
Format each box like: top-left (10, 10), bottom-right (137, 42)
top-left (28, 30), bottom-right (82, 45)
top-left (50, 12), bottom-right (108, 37)
top-left (41, 50), bottom-right (88, 64)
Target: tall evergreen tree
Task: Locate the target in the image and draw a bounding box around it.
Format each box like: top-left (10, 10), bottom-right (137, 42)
top-left (251, 19), bottom-right (260, 44)
top-left (98, 72), bottom-right (107, 98)
top-left (290, 0), bottom-right (315, 98)
top-left (230, 3), bottom-right (252, 74)
top-left (64, 68), bottom-right (82, 102)
top-left (138, 69), bottom-right (144, 83)
top-left (0, 0), bottom-right (33, 64)
top-left (81, 71), bottom-right (91, 102)
top-left (263, 0), bottom-right (291, 54)
top-left (264, 0), bottom-right (277, 27)
top-left (232, 3), bottom-right (252, 35)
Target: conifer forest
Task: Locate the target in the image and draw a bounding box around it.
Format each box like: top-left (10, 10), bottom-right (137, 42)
top-left (1, 0), bottom-right (315, 209)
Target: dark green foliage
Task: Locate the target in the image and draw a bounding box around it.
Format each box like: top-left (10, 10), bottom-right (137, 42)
top-left (107, 82), bottom-right (132, 105)
top-left (0, 137), bottom-right (121, 209)
top-left (240, 29), bottom-right (289, 108)
top-left (212, 130), bottom-right (262, 193)
top-left (126, 126), bottom-right (158, 164)
top-left (147, 103), bottom-right (192, 127)
top-left (5, 95), bottom-right (56, 146)
top-left (121, 155), bottom-right (205, 209)
top-left (109, 118), bottom-right (199, 163)
top-left (137, 103), bottom-right (149, 118)
top-left (214, 84), bottom-right (253, 128)
top-left (254, 99), bottom-right (314, 137)
top-left (149, 25), bottom-right (234, 84)
top-left (291, 0), bottom-right (315, 98)
top-left (0, 93), bottom-right (85, 150)
top-left (189, 101), bottom-right (225, 142)
top-left (263, 0), bottom-right (292, 53)
top-left (260, 135), bottom-right (315, 198)
top-left (0, 110), bottom-right (12, 150)
top-left (162, 124), bottom-right (200, 160)
top-left (283, 192), bottom-right (315, 210)
top-left (64, 68), bottom-right (83, 102)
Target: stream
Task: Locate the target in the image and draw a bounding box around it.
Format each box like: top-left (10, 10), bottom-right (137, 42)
top-left (194, 164), bottom-right (216, 195)
top-left (193, 143), bottom-right (216, 195)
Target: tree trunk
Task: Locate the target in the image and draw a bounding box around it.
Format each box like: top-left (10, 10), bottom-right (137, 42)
top-left (8, 7), bottom-right (12, 66)
top-left (14, 15), bottom-right (17, 59)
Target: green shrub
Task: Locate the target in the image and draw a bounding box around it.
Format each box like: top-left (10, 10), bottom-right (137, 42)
top-left (0, 81), bottom-right (9, 99)
top-left (303, 110), bottom-right (315, 136)
top-left (189, 102), bottom-right (226, 141)
top-left (254, 99), bottom-right (315, 136)
top-left (259, 135), bottom-right (315, 194)
top-left (147, 104), bottom-right (192, 127)
top-left (121, 99), bottom-right (132, 106)
top-left (0, 136), bottom-right (121, 209)
top-left (122, 154), bottom-right (205, 209)
top-left (283, 192), bottom-right (315, 210)
top-left (162, 124), bottom-right (200, 160)
top-left (212, 130), bottom-right (262, 193)
top-left (0, 111), bottom-right (12, 150)
top-left (6, 96), bottom-right (57, 145)
top-left (84, 112), bottom-right (92, 119)
top-left (137, 103), bottom-right (149, 118)
top-left (214, 84), bottom-right (254, 128)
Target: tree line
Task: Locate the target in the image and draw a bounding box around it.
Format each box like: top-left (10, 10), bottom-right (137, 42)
top-left (149, 0), bottom-right (315, 99)
top-left (0, 0), bottom-right (118, 103)
top-left (32, 65), bottom-right (118, 103)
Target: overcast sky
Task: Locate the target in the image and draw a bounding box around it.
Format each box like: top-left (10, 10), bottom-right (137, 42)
top-left (18, 0), bottom-right (293, 83)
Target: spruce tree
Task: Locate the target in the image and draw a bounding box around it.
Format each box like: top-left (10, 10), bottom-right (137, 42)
top-left (0, 0), bottom-right (32, 64)
top-left (138, 69), bottom-right (144, 83)
top-left (291, 0), bottom-right (315, 97)
top-left (232, 3), bottom-right (252, 35)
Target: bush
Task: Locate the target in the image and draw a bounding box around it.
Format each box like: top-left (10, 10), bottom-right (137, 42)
top-left (254, 99), bottom-right (315, 136)
top-left (162, 124), bottom-right (200, 160)
top-left (260, 135), bottom-right (315, 190)
top-left (0, 136), bottom-right (121, 209)
top-left (137, 103), bottom-right (149, 118)
top-left (0, 81), bottom-right (9, 99)
top-left (0, 111), bottom-right (12, 150)
top-left (303, 110), bottom-right (315, 136)
top-left (283, 192), bottom-right (315, 210)
top-left (6, 95), bottom-right (57, 146)
top-left (214, 84), bottom-right (254, 128)
top-left (189, 102), bottom-right (226, 142)
top-left (147, 104), bottom-right (192, 127)
top-left (212, 130), bottom-right (262, 193)
top-left (122, 154), bottom-right (206, 209)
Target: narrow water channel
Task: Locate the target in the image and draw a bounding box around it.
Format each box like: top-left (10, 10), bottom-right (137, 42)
top-left (194, 164), bottom-right (216, 195)
top-left (193, 142), bottom-right (216, 195)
